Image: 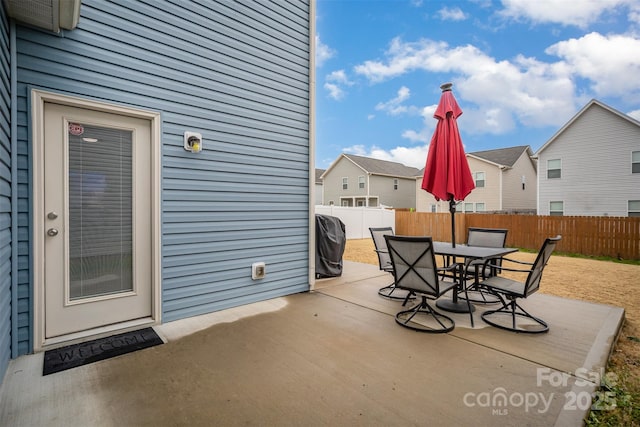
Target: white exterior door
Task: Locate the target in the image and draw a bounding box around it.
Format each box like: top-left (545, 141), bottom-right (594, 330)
top-left (41, 102), bottom-right (154, 340)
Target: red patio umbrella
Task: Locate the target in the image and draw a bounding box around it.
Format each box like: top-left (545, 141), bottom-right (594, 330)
top-left (422, 82), bottom-right (475, 248)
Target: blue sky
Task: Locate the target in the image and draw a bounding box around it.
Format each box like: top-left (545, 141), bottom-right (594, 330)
top-left (314, 0), bottom-right (640, 169)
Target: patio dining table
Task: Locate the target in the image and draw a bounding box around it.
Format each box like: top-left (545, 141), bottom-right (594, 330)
top-left (433, 242), bottom-right (518, 324)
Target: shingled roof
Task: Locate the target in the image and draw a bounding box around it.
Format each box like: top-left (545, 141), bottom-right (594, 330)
top-left (468, 146), bottom-right (532, 168)
top-left (315, 168), bottom-right (325, 184)
top-left (340, 154), bottom-right (422, 178)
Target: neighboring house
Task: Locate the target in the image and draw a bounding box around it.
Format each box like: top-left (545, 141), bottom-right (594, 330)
top-left (315, 168), bottom-right (325, 205)
top-left (416, 146), bottom-right (537, 214)
top-left (465, 146), bottom-right (537, 213)
top-left (536, 99), bottom-right (640, 217)
top-left (0, 0), bottom-right (313, 381)
top-left (321, 154), bottom-right (421, 208)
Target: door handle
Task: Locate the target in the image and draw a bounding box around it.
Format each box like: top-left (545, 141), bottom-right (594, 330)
top-left (47, 228), bottom-right (59, 237)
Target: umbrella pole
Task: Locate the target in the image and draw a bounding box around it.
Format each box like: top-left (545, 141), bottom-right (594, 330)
top-left (449, 198), bottom-right (456, 247)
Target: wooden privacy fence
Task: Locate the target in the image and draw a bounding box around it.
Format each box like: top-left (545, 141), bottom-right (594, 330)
top-left (395, 212), bottom-right (640, 260)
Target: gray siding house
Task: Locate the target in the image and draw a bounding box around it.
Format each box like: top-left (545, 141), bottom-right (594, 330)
top-left (321, 154), bottom-right (421, 209)
top-left (0, 0), bottom-right (314, 382)
top-left (416, 146), bottom-right (537, 214)
top-left (536, 100), bottom-right (640, 217)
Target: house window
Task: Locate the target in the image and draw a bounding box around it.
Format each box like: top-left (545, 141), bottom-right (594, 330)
top-left (547, 159), bottom-right (561, 179)
top-left (464, 202), bottom-right (474, 212)
top-left (629, 200), bottom-right (640, 217)
top-left (632, 151), bottom-right (640, 173)
top-left (329, 200), bottom-right (334, 206)
top-left (342, 177), bottom-right (348, 190)
top-left (356, 200), bottom-right (365, 207)
top-left (549, 201), bottom-right (563, 216)
top-left (393, 179), bottom-right (398, 190)
top-left (358, 176), bottom-right (365, 189)
top-left (430, 204), bottom-right (436, 213)
top-left (473, 172), bottom-right (485, 188)
top-left (476, 203), bottom-right (485, 212)
top-left (341, 200), bottom-right (349, 207)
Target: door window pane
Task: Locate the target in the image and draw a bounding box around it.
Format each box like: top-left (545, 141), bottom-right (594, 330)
top-left (68, 124), bottom-right (133, 299)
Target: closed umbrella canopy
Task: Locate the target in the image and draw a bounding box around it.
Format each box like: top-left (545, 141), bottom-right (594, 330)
top-left (422, 83), bottom-right (475, 247)
top-left (422, 83), bottom-right (475, 202)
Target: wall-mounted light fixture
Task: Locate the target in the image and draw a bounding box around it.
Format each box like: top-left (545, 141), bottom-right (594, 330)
top-left (184, 131), bottom-right (203, 153)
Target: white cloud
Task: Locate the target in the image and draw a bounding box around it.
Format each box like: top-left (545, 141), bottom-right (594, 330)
top-left (437, 7), bottom-right (468, 21)
top-left (401, 128), bottom-right (430, 144)
top-left (343, 144), bottom-right (429, 169)
top-left (546, 32), bottom-right (640, 98)
top-left (342, 144), bottom-right (368, 156)
top-left (375, 86), bottom-right (413, 115)
top-left (498, 0), bottom-right (633, 28)
top-left (326, 69), bottom-right (352, 84)
top-left (324, 83), bottom-right (344, 100)
top-left (324, 69), bottom-right (354, 100)
top-left (315, 34), bottom-right (335, 68)
top-left (353, 37), bottom-right (579, 135)
top-left (628, 109), bottom-right (640, 120)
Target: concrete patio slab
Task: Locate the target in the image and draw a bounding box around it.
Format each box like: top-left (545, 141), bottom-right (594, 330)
top-left (0, 261), bottom-right (624, 426)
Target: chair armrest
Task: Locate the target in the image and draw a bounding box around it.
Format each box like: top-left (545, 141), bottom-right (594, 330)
top-left (482, 257), bottom-right (532, 274)
top-left (437, 263), bottom-right (459, 273)
top-left (500, 257), bottom-right (533, 266)
top-left (482, 257), bottom-right (533, 280)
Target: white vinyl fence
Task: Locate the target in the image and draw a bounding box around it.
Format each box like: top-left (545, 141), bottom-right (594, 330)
top-left (315, 206), bottom-right (395, 240)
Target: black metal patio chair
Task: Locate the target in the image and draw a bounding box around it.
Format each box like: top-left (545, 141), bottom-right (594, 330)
top-left (385, 235), bottom-right (462, 333)
top-left (369, 227), bottom-right (415, 305)
top-left (479, 235), bottom-right (562, 333)
top-left (458, 227), bottom-right (508, 304)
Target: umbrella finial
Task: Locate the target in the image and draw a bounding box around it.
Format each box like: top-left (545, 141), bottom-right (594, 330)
top-left (440, 82), bottom-right (453, 92)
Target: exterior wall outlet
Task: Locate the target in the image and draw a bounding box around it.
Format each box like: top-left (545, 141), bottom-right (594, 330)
top-left (251, 262), bottom-right (266, 280)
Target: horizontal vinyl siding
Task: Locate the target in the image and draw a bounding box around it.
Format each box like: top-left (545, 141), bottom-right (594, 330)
top-left (0, 4), bottom-right (11, 373)
top-left (16, 0), bottom-right (311, 338)
top-left (538, 105), bottom-right (640, 216)
top-left (322, 159), bottom-right (363, 206)
top-left (369, 175), bottom-right (415, 209)
top-left (465, 158), bottom-right (500, 211)
top-left (502, 155), bottom-right (536, 211)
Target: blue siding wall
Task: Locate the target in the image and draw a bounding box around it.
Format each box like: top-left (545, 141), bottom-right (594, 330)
top-left (0, 4), bottom-right (11, 375)
top-left (15, 0), bottom-right (311, 352)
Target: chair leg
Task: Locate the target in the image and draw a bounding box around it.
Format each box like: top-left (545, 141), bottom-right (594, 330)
top-left (460, 282), bottom-right (474, 328)
top-left (395, 296), bottom-right (455, 333)
top-left (457, 284), bottom-right (501, 304)
top-left (481, 298), bottom-right (549, 333)
top-left (378, 281), bottom-right (416, 304)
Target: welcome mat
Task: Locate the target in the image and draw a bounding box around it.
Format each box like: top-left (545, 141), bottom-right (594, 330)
top-left (43, 327), bottom-right (164, 376)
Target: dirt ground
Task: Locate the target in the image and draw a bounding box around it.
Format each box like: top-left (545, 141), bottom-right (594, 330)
top-left (344, 238), bottom-right (640, 409)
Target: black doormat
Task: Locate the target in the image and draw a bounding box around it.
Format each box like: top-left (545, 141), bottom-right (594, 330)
top-left (43, 327), bottom-right (164, 376)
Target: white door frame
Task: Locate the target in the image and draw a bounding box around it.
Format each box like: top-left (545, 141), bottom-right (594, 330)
top-left (31, 89), bottom-right (162, 351)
